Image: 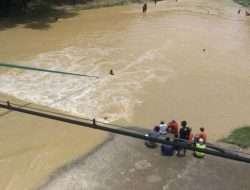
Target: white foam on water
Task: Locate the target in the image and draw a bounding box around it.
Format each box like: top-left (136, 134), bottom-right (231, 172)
top-left (0, 47), bottom-right (173, 122)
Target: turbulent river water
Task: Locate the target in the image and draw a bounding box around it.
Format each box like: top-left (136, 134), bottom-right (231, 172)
top-left (0, 0), bottom-right (250, 140)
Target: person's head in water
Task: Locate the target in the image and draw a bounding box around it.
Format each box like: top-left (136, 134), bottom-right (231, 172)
top-left (181, 120), bottom-right (187, 127)
top-left (110, 69), bottom-right (114, 75)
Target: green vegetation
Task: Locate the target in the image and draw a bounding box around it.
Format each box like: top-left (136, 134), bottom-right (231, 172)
top-left (0, 0), bottom-right (143, 30)
top-left (223, 126), bottom-right (250, 148)
top-left (0, 1), bottom-right (77, 30)
top-left (0, 0), bottom-right (142, 18)
top-left (234, 0), bottom-right (250, 7)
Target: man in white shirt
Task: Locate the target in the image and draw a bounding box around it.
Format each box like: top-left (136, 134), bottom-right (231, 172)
top-left (159, 121), bottom-right (167, 135)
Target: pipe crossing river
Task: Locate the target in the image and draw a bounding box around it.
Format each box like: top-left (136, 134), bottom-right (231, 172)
top-left (0, 63), bottom-right (99, 78)
top-left (0, 101), bottom-right (250, 164)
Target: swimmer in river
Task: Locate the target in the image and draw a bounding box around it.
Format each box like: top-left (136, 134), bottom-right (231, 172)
top-left (238, 9), bottom-right (241, 14)
top-left (142, 3), bottom-right (147, 14)
top-left (110, 69), bottom-right (114, 75)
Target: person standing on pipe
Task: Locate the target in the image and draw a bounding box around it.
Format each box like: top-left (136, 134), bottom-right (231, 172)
top-left (177, 120), bottom-right (192, 156)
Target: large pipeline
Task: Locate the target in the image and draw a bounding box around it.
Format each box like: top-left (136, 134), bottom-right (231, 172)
top-left (0, 101), bottom-right (250, 164)
top-left (0, 63), bottom-right (99, 78)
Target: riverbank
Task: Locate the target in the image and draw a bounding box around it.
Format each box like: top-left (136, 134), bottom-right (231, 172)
top-left (0, 93), bottom-right (109, 190)
top-left (0, 0), bottom-right (143, 31)
top-left (234, 0), bottom-right (250, 7)
top-left (0, 0), bottom-right (143, 17)
top-left (223, 126), bottom-right (250, 148)
top-left (40, 133), bottom-right (250, 190)
top-left (72, 0), bottom-right (143, 10)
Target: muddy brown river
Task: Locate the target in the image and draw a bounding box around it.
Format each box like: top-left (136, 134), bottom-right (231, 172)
top-left (0, 0), bottom-right (250, 189)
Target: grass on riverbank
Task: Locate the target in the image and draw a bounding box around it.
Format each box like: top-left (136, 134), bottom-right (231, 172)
top-left (234, 0), bottom-right (250, 7)
top-left (223, 126), bottom-right (250, 148)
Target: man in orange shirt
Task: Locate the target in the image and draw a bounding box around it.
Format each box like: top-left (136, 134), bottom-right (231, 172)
top-left (195, 127), bottom-right (207, 143)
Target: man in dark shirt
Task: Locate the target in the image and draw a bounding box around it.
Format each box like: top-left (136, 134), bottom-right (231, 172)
top-left (177, 120), bottom-right (191, 156)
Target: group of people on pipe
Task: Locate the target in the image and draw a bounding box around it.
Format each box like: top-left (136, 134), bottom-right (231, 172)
top-left (145, 120), bottom-right (207, 158)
